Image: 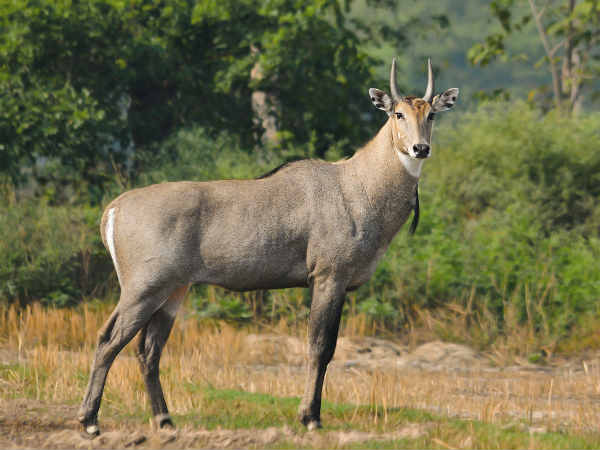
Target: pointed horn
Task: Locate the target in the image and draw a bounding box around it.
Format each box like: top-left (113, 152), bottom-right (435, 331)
top-left (390, 57), bottom-right (400, 101)
top-left (423, 58), bottom-right (434, 102)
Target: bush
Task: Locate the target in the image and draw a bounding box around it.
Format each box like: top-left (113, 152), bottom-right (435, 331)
top-left (0, 194), bottom-right (113, 307)
top-left (137, 127), bottom-right (281, 184)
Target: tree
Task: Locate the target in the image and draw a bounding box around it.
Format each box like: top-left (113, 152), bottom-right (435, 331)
top-left (0, 0), bottom-right (383, 196)
top-left (468, 0), bottom-right (600, 112)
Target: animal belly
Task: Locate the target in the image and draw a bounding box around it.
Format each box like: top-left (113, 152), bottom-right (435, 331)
top-left (223, 262), bottom-right (308, 290)
top-left (193, 241), bottom-right (309, 291)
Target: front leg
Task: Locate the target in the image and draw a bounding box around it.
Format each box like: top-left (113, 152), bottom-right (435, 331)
top-left (298, 276), bottom-right (346, 430)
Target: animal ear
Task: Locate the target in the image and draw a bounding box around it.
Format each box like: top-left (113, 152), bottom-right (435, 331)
top-left (369, 88), bottom-right (394, 115)
top-left (431, 88), bottom-right (459, 112)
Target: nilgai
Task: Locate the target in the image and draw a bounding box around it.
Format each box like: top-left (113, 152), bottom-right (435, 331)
top-left (78, 58), bottom-right (459, 435)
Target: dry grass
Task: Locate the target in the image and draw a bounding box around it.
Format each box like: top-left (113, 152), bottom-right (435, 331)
top-left (1, 301), bottom-right (600, 441)
top-left (407, 283), bottom-right (564, 359)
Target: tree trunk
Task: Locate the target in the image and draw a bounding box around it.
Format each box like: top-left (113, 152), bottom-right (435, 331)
top-left (528, 0), bottom-right (563, 109)
top-left (250, 45), bottom-right (279, 149)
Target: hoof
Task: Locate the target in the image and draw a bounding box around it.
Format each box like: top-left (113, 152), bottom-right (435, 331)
top-left (306, 420), bottom-right (322, 431)
top-left (155, 414), bottom-right (175, 430)
top-left (81, 424), bottom-right (100, 438)
top-left (78, 411), bottom-right (100, 438)
top-left (299, 410), bottom-right (322, 431)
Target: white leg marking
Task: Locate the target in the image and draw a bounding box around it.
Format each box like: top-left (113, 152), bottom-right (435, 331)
top-left (395, 149), bottom-right (424, 178)
top-left (307, 420), bottom-right (322, 431)
top-left (106, 208), bottom-right (122, 283)
top-left (86, 424), bottom-right (99, 435)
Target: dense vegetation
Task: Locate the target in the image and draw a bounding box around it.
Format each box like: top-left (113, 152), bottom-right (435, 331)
top-left (0, 0), bottom-right (384, 198)
top-left (1, 0), bottom-right (600, 353)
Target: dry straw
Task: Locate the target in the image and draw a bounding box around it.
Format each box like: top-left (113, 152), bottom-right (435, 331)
top-left (1, 302), bottom-right (599, 434)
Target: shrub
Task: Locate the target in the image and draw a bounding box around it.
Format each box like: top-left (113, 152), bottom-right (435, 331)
top-left (0, 195), bottom-right (113, 306)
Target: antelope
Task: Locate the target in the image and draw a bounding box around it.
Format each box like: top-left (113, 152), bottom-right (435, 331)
top-left (77, 58), bottom-right (459, 436)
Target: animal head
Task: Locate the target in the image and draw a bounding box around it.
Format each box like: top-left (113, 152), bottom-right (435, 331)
top-left (369, 58), bottom-right (459, 160)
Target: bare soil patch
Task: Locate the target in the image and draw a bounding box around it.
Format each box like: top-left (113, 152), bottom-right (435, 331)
top-left (0, 397), bottom-right (428, 449)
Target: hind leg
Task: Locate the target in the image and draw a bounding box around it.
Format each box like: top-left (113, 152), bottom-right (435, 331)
top-left (136, 284), bottom-right (189, 430)
top-left (77, 286), bottom-right (172, 436)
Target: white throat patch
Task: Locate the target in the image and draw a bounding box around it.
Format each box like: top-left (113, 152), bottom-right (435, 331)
top-left (395, 149), bottom-right (424, 178)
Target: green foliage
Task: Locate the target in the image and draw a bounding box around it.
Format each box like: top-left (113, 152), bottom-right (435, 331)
top-left (468, 0), bottom-right (600, 111)
top-left (0, 0), bottom-right (381, 195)
top-left (0, 194), bottom-right (113, 306)
top-left (137, 127), bottom-right (280, 184)
top-left (0, 0), bottom-right (130, 189)
top-left (192, 295), bottom-right (253, 323)
top-left (246, 0), bottom-right (382, 156)
top-left (3, 0), bottom-right (600, 357)
top-left (356, 297), bottom-right (398, 327)
top-left (349, 0), bottom-right (548, 105)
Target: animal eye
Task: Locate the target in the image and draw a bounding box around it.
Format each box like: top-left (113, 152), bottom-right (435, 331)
top-left (395, 112), bottom-right (404, 119)
top-left (428, 112), bottom-right (436, 121)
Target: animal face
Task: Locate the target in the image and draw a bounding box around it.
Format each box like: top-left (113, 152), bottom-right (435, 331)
top-left (392, 96), bottom-right (434, 159)
top-left (368, 58), bottom-right (459, 161)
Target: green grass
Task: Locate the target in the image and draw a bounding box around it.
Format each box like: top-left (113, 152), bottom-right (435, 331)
top-left (0, 362), bottom-right (48, 399)
top-left (166, 387), bottom-right (600, 449)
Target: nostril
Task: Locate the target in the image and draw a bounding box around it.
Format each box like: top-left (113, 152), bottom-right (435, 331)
top-left (413, 144), bottom-right (430, 154)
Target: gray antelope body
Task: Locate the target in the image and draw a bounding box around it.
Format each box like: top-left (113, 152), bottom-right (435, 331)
top-left (78, 59), bottom-right (459, 435)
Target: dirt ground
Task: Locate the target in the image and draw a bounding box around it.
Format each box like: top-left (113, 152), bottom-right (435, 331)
top-left (1, 336), bottom-right (599, 449)
top-left (0, 397), bottom-right (427, 449)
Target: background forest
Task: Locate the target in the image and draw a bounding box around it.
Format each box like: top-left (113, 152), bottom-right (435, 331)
top-left (2, 0), bottom-right (600, 355)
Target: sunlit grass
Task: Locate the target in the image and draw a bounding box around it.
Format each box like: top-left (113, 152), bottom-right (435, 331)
top-left (2, 302), bottom-right (600, 443)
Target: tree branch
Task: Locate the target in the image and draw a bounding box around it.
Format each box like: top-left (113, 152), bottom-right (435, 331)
top-left (528, 0), bottom-right (562, 108)
top-left (549, 39), bottom-right (565, 57)
top-left (566, 0), bottom-right (577, 113)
